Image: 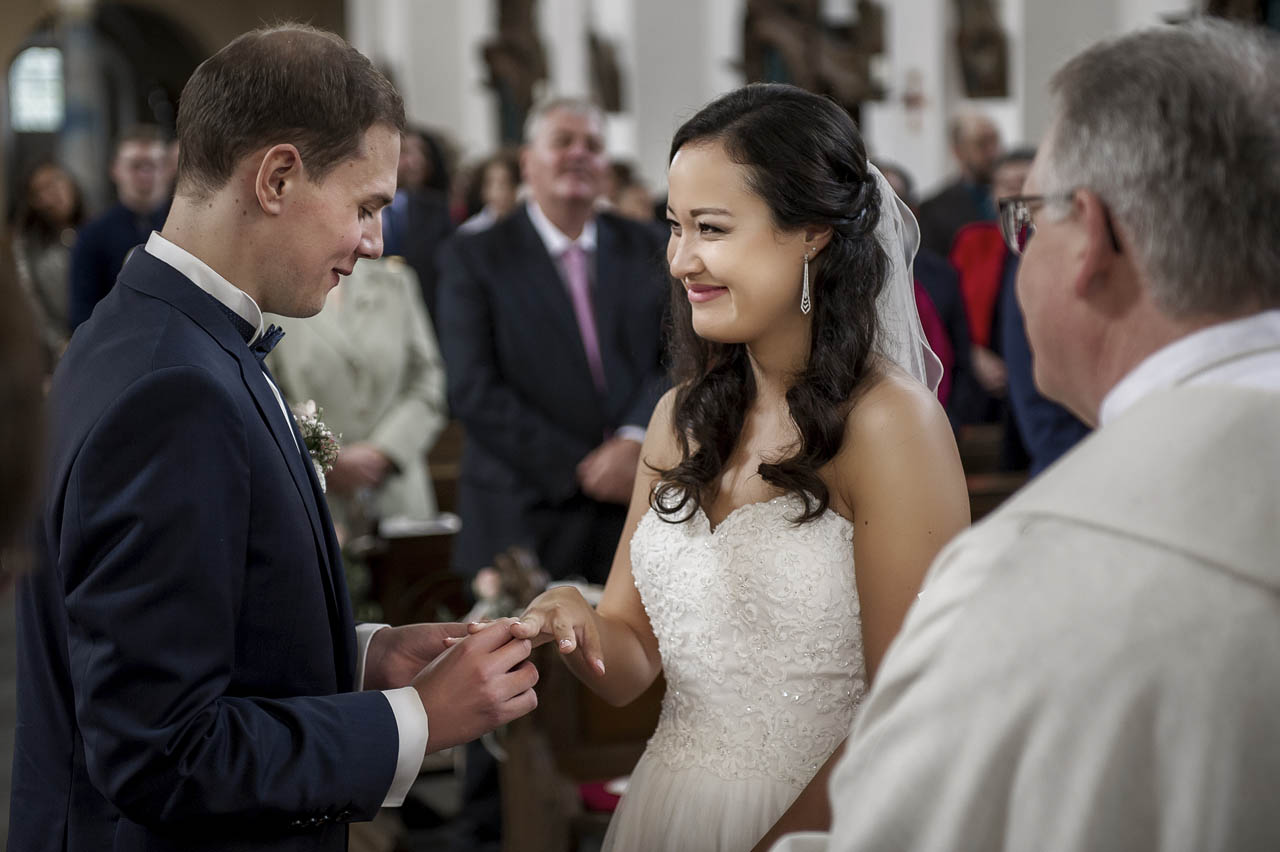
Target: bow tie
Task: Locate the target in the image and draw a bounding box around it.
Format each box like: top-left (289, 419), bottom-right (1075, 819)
top-left (251, 324), bottom-right (285, 361)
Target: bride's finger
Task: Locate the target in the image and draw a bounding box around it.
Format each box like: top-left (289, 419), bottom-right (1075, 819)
top-left (511, 613), bottom-right (546, 640)
top-left (551, 614), bottom-right (578, 654)
top-left (579, 619), bottom-right (606, 677)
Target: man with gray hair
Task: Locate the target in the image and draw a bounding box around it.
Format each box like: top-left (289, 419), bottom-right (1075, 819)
top-left (436, 97), bottom-right (667, 586)
top-left (773, 18), bottom-right (1280, 852)
top-left (436, 94), bottom-right (667, 849)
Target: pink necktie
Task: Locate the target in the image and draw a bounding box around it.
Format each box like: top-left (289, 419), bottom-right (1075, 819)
top-left (562, 243), bottom-right (607, 393)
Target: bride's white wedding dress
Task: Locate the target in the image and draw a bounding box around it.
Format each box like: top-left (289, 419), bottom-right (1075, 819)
top-left (603, 495), bottom-right (867, 852)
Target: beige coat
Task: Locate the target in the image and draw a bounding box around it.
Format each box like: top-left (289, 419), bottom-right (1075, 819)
top-left (267, 258), bottom-right (447, 533)
top-left (777, 384), bottom-right (1280, 852)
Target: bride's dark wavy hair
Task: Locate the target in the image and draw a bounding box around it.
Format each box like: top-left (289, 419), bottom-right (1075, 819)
top-left (652, 83), bottom-right (887, 524)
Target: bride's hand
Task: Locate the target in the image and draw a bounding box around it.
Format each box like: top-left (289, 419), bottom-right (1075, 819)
top-left (514, 587), bottom-right (607, 677)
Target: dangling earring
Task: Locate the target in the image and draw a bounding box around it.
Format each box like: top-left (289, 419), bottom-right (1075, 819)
top-left (800, 250), bottom-right (812, 315)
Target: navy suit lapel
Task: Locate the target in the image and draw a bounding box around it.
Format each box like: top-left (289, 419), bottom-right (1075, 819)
top-left (119, 252), bottom-right (352, 678)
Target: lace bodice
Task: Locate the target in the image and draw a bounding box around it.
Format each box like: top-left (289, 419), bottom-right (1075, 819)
top-left (630, 495), bottom-right (866, 789)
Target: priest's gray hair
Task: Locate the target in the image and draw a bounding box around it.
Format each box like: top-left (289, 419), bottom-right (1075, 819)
top-left (1042, 19), bottom-right (1280, 318)
top-left (523, 96), bottom-right (605, 145)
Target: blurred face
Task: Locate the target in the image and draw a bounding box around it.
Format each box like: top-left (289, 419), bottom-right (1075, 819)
top-left (262, 124), bottom-right (399, 317)
top-left (398, 132), bottom-right (428, 190)
top-left (617, 183), bottom-right (654, 222)
top-left (481, 161), bottom-right (518, 216)
top-left (521, 108), bottom-right (607, 208)
top-left (955, 117), bottom-right (1002, 185)
top-left (666, 141), bottom-right (812, 344)
top-left (992, 158), bottom-right (1032, 201)
top-left (28, 165), bottom-right (76, 225)
top-left (111, 140), bottom-right (168, 212)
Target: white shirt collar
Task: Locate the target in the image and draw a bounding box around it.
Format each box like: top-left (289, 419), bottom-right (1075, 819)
top-left (1099, 309), bottom-right (1280, 426)
top-left (526, 200), bottom-right (597, 258)
top-left (144, 232), bottom-right (266, 342)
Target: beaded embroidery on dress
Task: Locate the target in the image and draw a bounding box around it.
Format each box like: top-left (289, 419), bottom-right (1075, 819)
top-left (602, 495), bottom-right (866, 852)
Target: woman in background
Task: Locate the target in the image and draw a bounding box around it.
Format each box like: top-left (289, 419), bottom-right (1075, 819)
top-left (266, 256), bottom-right (448, 544)
top-left (11, 162), bottom-right (85, 368)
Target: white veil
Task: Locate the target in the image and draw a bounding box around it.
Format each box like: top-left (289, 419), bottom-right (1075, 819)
top-left (866, 163), bottom-right (944, 394)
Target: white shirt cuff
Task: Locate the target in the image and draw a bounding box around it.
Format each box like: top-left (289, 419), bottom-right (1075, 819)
top-left (616, 425), bottom-right (646, 444)
top-left (354, 623), bottom-right (388, 691)
top-left (379, 686), bottom-right (429, 807)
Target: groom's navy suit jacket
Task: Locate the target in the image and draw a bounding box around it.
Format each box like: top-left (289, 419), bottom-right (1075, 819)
top-left (11, 250), bottom-right (398, 851)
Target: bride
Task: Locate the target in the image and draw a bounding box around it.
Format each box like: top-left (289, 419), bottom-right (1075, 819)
top-left (511, 84), bottom-right (969, 851)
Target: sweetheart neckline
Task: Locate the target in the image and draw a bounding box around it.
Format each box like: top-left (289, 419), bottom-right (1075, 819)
top-left (644, 494), bottom-right (853, 536)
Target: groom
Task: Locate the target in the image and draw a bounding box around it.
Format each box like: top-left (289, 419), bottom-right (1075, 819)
top-left (11, 25), bottom-right (537, 852)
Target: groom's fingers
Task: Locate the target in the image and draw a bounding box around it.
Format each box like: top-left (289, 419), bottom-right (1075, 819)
top-left (459, 618), bottom-right (519, 653)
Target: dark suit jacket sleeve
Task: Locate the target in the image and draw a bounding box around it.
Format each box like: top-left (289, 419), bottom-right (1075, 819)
top-left (62, 365), bottom-right (398, 825)
top-left (435, 237), bottom-right (595, 502)
top-left (68, 223), bottom-right (108, 330)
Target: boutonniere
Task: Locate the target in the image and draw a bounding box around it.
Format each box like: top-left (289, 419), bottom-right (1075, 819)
top-left (292, 400), bottom-right (341, 493)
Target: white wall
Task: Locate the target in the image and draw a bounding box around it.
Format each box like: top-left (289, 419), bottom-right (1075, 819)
top-left (346, 0), bottom-right (1195, 196)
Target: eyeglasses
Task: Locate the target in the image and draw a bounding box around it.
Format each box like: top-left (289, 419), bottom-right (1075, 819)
top-left (997, 193), bottom-right (1073, 256)
top-left (998, 191), bottom-right (1122, 256)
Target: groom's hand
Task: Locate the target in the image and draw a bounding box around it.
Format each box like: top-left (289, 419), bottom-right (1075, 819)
top-left (413, 619), bottom-right (539, 753)
top-left (363, 623), bottom-right (469, 691)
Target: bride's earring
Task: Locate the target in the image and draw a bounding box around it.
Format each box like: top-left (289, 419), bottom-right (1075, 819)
top-left (800, 250), bottom-right (812, 315)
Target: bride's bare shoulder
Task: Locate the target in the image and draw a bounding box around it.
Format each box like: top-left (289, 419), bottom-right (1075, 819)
top-left (640, 385), bottom-right (686, 471)
top-left (835, 362), bottom-right (959, 493)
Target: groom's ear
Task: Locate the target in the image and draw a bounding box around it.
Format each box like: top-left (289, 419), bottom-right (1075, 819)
top-left (254, 144), bottom-right (304, 216)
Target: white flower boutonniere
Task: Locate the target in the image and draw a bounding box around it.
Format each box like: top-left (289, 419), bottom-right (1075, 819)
top-left (292, 400), bottom-right (341, 493)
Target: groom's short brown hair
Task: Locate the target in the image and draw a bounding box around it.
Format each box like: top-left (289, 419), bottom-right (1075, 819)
top-left (175, 23), bottom-right (406, 198)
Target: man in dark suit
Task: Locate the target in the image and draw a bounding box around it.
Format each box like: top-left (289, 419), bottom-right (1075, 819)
top-left (437, 98), bottom-right (668, 588)
top-left (11, 25), bottom-right (537, 852)
top-left (435, 94), bottom-right (666, 852)
top-left (67, 126), bottom-right (172, 330)
top-left (917, 112), bottom-right (1003, 257)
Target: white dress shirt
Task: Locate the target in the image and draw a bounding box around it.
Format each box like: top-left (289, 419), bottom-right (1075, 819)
top-left (144, 232), bottom-right (428, 807)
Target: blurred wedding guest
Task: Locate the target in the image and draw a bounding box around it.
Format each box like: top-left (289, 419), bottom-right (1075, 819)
top-left (0, 234), bottom-right (44, 583)
top-left (11, 162), bottom-right (86, 367)
top-left (400, 126), bottom-right (453, 196)
top-left (437, 95), bottom-right (667, 851)
top-left (916, 111), bottom-right (1002, 256)
top-left (615, 176), bottom-right (657, 224)
top-left (458, 149), bottom-right (521, 234)
top-left (266, 256), bottom-right (447, 544)
top-left (949, 149), bottom-right (1044, 469)
top-left (437, 97), bottom-right (667, 586)
top-left (775, 20), bottom-right (1280, 852)
top-left (989, 150), bottom-right (1090, 474)
top-left (875, 159), bottom-right (916, 207)
top-left (382, 127), bottom-right (454, 320)
top-left (875, 158), bottom-right (980, 431)
top-left (67, 125), bottom-right (172, 329)
top-left (949, 149), bottom-right (1040, 403)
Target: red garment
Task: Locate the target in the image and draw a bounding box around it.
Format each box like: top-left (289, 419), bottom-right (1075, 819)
top-left (949, 222), bottom-right (1007, 348)
top-left (914, 281), bottom-right (953, 406)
